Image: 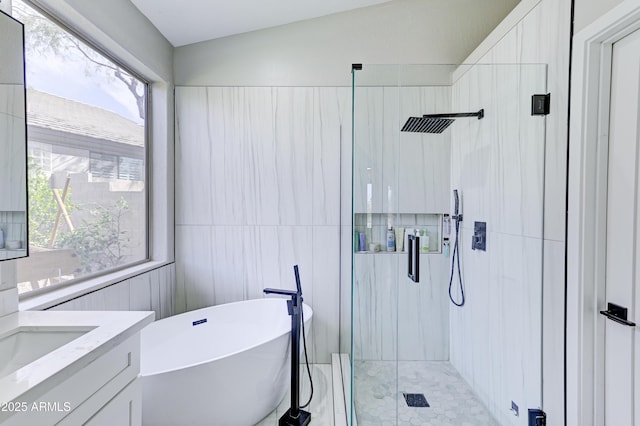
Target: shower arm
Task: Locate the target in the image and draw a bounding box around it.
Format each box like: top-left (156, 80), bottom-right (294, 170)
top-left (423, 109), bottom-right (484, 120)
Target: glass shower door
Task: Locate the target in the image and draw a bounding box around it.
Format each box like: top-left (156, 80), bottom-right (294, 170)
top-left (351, 64), bottom-right (548, 426)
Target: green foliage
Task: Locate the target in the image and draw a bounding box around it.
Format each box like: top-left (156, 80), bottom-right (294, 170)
top-left (27, 158), bottom-right (72, 247)
top-left (57, 198), bottom-right (131, 274)
top-left (28, 159), bottom-right (130, 273)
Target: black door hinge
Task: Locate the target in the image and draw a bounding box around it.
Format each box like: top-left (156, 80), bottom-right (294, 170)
top-left (528, 409), bottom-right (546, 426)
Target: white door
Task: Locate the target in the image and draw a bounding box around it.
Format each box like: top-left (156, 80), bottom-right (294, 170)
top-left (602, 27), bottom-right (640, 425)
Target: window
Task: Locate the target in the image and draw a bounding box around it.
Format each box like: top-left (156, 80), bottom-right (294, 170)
top-left (13, 0), bottom-right (148, 294)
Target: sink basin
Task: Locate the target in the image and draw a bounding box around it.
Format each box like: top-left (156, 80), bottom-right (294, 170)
top-left (0, 327), bottom-right (93, 377)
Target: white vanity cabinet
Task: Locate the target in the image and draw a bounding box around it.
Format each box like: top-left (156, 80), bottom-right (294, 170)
top-left (55, 335), bottom-right (142, 426)
top-left (2, 333), bottom-right (143, 426)
top-left (0, 311), bottom-right (153, 426)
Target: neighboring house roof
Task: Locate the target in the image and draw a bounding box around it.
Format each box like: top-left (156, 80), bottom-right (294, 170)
top-left (26, 88), bottom-right (144, 147)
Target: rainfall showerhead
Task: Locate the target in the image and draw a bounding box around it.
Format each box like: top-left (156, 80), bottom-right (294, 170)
top-left (401, 109), bottom-right (484, 133)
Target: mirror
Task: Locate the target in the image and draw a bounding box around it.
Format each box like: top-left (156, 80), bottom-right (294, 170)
top-left (0, 9), bottom-right (27, 261)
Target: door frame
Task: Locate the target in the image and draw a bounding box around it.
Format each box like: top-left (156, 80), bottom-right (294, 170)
top-left (567, 0), bottom-right (640, 425)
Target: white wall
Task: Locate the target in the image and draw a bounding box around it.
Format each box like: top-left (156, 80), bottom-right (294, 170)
top-left (574, 0), bottom-right (626, 31)
top-left (174, 0), bottom-right (519, 87)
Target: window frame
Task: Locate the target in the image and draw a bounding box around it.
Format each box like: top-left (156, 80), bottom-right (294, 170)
top-left (15, 0), bottom-right (153, 299)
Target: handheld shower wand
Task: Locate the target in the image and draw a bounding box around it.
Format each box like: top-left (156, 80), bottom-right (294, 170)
top-left (449, 190), bottom-right (465, 306)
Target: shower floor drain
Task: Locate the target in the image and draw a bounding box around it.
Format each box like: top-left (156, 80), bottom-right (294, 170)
top-left (403, 393), bottom-right (430, 407)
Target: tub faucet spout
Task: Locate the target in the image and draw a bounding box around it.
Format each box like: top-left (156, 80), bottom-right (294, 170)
top-left (262, 266), bottom-right (311, 426)
top-left (263, 288), bottom-right (299, 297)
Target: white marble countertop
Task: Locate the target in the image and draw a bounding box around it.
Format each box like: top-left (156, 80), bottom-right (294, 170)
top-left (0, 310), bottom-right (154, 413)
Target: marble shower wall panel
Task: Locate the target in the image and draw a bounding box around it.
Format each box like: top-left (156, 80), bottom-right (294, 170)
top-left (352, 253), bottom-right (398, 361)
top-left (469, 2), bottom-right (571, 421)
top-left (450, 65), bottom-right (547, 426)
top-left (397, 254), bottom-right (450, 361)
top-left (207, 88), bottom-right (246, 226)
top-left (314, 87), bottom-right (350, 226)
top-left (243, 88), bottom-right (280, 225)
top-left (474, 2), bottom-right (567, 244)
top-left (175, 88), bottom-right (213, 225)
top-left (209, 226), bottom-right (245, 305)
top-left (339, 224), bottom-right (353, 354)
top-left (395, 87), bottom-right (451, 214)
top-left (175, 86), bottom-right (346, 362)
top-left (452, 64), bottom-right (546, 239)
top-left (243, 226), bottom-right (314, 300)
top-left (450, 68), bottom-right (493, 229)
top-left (449, 231), bottom-right (543, 426)
top-left (175, 225), bottom-right (214, 312)
top-left (271, 88), bottom-right (314, 226)
top-left (353, 253), bottom-right (450, 362)
top-left (311, 226), bottom-right (341, 362)
top-left (353, 87), bottom-right (384, 214)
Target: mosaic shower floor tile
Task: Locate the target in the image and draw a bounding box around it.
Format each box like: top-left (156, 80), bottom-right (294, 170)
top-left (354, 361), bottom-right (498, 426)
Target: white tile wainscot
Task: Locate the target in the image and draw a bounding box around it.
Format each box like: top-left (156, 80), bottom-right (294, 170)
top-left (0, 310), bottom-right (153, 425)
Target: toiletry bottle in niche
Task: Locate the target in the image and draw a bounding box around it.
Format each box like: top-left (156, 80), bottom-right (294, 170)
top-left (443, 239), bottom-right (450, 257)
top-left (386, 227), bottom-right (395, 252)
top-left (444, 215), bottom-right (451, 236)
top-left (359, 232), bottom-right (366, 252)
top-left (395, 227), bottom-right (404, 252)
top-left (420, 229), bottom-right (430, 253)
top-left (0, 228), bottom-right (4, 249)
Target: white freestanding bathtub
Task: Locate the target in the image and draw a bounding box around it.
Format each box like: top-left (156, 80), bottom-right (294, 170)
top-left (140, 298), bottom-right (312, 426)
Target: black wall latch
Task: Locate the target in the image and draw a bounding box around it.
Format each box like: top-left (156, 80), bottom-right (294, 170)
top-left (528, 409), bottom-right (546, 426)
top-left (531, 94), bottom-right (550, 115)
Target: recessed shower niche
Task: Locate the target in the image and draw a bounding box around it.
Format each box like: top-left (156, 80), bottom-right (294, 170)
top-left (349, 64), bottom-right (547, 425)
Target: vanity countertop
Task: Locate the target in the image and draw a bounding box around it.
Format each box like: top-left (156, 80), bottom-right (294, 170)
top-left (0, 310), bottom-right (154, 413)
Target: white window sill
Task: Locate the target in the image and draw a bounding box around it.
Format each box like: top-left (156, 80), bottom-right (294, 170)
top-left (19, 260), bottom-right (173, 311)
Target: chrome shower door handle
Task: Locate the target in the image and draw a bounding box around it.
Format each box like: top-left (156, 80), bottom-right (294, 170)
top-left (408, 234), bottom-right (419, 283)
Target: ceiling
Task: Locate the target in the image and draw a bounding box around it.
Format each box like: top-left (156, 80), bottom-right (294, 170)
top-left (130, 0), bottom-right (394, 47)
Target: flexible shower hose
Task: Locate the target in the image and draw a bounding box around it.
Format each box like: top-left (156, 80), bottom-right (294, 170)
top-left (448, 217), bottom-right (465, 306)
top-left (300, 308), bottom-right (313, 408)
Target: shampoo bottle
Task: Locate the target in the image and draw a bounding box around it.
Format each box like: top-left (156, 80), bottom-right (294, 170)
top-left (420, 229), bottom-right (430, 253)
top-left (386, 227), bottom-right (395, 252)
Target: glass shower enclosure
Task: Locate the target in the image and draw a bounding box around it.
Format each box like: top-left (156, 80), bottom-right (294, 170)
top-left (350, 64), bottom-right (547, 425)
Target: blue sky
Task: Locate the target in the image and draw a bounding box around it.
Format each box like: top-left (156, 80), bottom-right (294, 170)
top-left (25, 53), bottom-right (144, 125)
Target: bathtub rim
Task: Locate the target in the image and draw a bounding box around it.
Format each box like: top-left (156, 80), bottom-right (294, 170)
top-left (140, 298), bottom-right (313, 377)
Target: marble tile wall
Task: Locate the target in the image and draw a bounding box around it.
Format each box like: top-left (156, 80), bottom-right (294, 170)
top-left (47, 264), bottom-right (176, 321)
top-left (449, 63), bottom-right (547, 426)
top-left (353, 86), bottom-right (451, 215)
top-left (352, 252), bottom-right (450, 361)
top-left (349, 84), bottom-right (452, 364)
top-left (175, 86), bottom-right (350, 364)
top-left (448, 0), bottom-right (572, 419)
